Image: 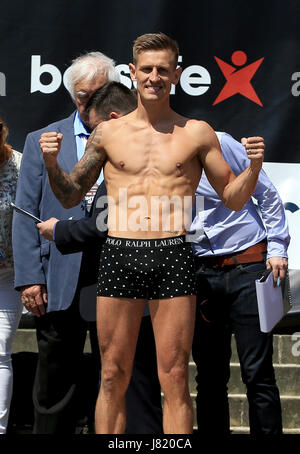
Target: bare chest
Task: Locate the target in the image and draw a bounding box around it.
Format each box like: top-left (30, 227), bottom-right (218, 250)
top-left (106, 128), bottom-right (199, 177)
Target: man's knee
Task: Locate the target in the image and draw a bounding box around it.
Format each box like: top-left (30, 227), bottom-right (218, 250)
top-left (101, 362), bottom-right (131, 396)
top-left (158, 363), bottom-right (189, 396)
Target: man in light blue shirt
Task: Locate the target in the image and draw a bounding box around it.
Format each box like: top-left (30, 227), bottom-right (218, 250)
top-left (191, 132), bottom-right (289, 436)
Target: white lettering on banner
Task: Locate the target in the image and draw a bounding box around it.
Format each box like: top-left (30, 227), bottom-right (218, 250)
top-left (180, 65), bottom-right (211, 96)
top-left (11, 55), bottom-right (300, 100)
top-left (291, 72), bottom-right (300, 97)
top-left (115, 64), bottom-right (132, 89)
top-left (108, 56), bottom-right (212, 97)
top-left (0, 72), bottom-right (6, 96)
top-left (31, 56), bottom-right (62, 94)
top-left (29, 54), bottom-right (261, 98)
top-left (170, 55), bottom-right (182, 95)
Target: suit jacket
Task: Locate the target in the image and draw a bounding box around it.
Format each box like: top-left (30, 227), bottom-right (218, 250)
top-left (54, 181), bottom-right (107, 320)
top-left (55, 181), bottom-right (107, 321)
top-left (12, 111), bottom-right (86, 312)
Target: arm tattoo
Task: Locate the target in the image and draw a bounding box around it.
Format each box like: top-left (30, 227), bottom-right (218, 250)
top-left (87, 126), bottom-right (102, 147)
top-left (46, 126), bottom-right (107, 208)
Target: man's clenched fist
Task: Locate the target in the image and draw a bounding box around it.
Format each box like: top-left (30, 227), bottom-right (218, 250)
top-left (241, 136), bottom-right (265, 171)
top-left (40, 132), bottom-right (63, 166)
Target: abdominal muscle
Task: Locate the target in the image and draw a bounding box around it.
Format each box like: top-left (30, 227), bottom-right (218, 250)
top-left (106, 170), bottom-right (199, 239)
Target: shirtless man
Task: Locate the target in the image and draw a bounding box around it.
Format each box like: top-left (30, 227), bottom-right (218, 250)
top-left (40, 33), bottom-right (265, 434)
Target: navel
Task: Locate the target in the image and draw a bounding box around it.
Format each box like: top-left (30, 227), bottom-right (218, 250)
top-left (176, 162), bottom-right (183, 175)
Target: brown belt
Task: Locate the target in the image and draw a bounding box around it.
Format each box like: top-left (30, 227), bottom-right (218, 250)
top-left (197, 240), bottom-right (267, 268)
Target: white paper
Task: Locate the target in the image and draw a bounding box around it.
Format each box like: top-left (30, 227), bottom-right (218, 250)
top-left (255, 271), bottom-right (292, 333)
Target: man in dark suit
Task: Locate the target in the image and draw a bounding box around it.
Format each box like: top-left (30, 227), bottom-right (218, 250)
top-left (37, 82), bottom-right (163, 434)
top-left (12, 52), bottom-right (119, 433)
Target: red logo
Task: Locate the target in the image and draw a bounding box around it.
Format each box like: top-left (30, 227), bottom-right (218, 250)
top-left (213, 51), bottom-right (264, 106)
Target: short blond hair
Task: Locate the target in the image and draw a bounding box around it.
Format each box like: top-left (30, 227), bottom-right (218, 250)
top-left (133, 33), bottom-right (179, 66)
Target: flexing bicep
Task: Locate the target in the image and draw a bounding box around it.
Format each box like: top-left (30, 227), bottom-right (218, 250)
top-left (69, 127), bottom-right (107, 197)
top-left (199, 131), bottom-right (261, 211)
top-left (46, 126), bottom-right (107, 209)
top-left (198, 128), bottom-right (236, 203)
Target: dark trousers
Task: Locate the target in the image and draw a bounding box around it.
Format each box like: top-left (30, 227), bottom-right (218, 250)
top-left (33, 294), bottom-right (99, 434)
top-left (33, 295), bottom-right (162, 434)
top-left (192, 259), bottom-right (282, 436)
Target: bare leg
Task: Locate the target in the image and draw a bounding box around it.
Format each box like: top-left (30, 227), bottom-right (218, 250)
top-left (149, 295), bottom-right (196, 434)
top-left (95, 297), bottom-right (145, 434)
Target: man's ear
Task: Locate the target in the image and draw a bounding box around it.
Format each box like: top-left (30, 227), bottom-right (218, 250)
top-left (109, 111), bottom-right (120, 119)
top-left (172, 66), bottom-right (182, 85)
top-left (129, 63), bottom-right (136, 81)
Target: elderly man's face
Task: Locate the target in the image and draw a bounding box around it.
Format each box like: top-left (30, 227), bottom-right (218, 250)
top-left (74, 72), bottom-right (107, 128)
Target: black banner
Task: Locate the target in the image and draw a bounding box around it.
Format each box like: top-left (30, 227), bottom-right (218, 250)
top-left (1, 0), bottom-right (300, 305)
top-left (0, 0), bottom-right (299, 163)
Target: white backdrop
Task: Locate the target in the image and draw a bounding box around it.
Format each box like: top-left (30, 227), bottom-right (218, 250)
top-left (263, 162), bottom-right (300, 310)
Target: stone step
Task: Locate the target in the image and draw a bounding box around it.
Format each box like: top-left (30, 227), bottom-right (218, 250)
top-left (188, 377), bottom-right (300, 430)
top-left (12, 329), bottom-right (38, 353)
top-left (160, 394), bottom-right (300, 431)
top-left (16, 317), bottom-right (300, 363)
top-left (189, 362), bottom-right (300, 396)
top-left (229, 363), bottom-right (300, 396)
top-left (14, 329), bottom-right (300, 361)
top-left (13, 328), bottom-right (300, 431)
top-left (230, 427), bottom-right (300, 434)
top-left (217, 394), bottom-right (300, 430)
top-left (13, 329), bottom-right (300, 397)
top-left (230, 334), bottom-right (300, 365)
top-left (12, 329), bottom-right (92, 354)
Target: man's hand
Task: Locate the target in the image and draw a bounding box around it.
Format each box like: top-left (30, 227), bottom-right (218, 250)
top-left (37, 217), bottom-right (59, 241)
top-left (20, 284), bottom-right (47, 317)
top-left (39, 132), bottom-right (63, 166)
top-left (241, 136), bottom-right (265, 171)
top-left (266, 257), bottom-right (288, 286)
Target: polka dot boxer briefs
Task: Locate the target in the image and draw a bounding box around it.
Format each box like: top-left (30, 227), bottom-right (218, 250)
top-left (97, 235), bottom-right (197, 299)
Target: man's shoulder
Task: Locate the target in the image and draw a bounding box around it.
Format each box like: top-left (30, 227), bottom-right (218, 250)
top-left (27, 111), bottom-right (76, 139)
top-left (182, 118), bottom-right (218, 146)
top-left (98, 114), bottom-right (131, 139)
top-left (108, 112), bottom-right (134, 129)
top-left (179, 116), bottom-right (212, 132)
